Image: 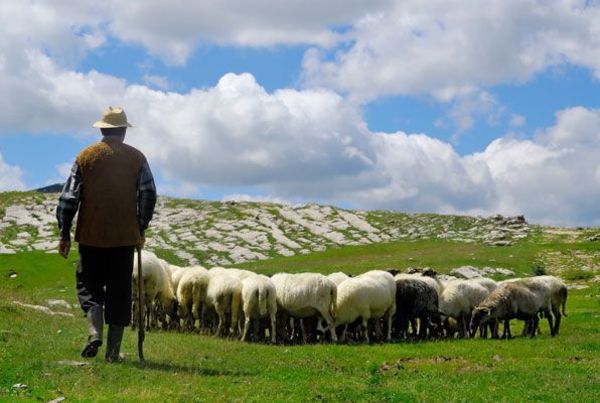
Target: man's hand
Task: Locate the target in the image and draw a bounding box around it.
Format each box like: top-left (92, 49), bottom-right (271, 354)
top-left (58, 240), bottom-right (71, 259)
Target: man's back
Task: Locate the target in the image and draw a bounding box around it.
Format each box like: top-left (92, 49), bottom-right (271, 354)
top-left (75, 138), bottom-right (145, 247)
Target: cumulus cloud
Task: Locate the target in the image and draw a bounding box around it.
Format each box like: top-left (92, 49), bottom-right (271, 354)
top-left (104, 0), bottom-right (390, 64)
top-left (472, 107), bottom-right (600, 225)
top-left (302, 0), bottom-right (600, 101)
top-left (0, 152), bottom-right (26, 191)
top-left (143, 74), bottom-right (172, 91)
top-left (1, 46), bottom-right (599, 225)
top-left (2, 1), bottom-right (600, 226)
top-left (124, 73), bottom-right (374, 187)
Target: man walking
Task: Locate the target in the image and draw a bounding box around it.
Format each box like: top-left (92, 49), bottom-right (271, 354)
top-left (56, 106), bottom-right (157, 362)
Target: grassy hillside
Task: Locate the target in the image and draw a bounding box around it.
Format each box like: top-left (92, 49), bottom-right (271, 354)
top-left (2, 191), bottom-right (599, 401)
top-left (1, 243), bottom-right (599, 401)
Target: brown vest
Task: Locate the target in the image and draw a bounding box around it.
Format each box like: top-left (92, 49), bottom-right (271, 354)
top-left (75, 138), bottom-right (145, 247)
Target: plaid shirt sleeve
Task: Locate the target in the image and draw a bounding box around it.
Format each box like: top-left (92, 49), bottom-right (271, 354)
top-left (56, 162), bottom-right (82, 241)
top-left (137, 160), bottom-right (157, 235)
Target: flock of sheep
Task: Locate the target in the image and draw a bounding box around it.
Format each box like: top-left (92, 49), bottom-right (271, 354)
top-left (132, 250), bottom-right (568, 343)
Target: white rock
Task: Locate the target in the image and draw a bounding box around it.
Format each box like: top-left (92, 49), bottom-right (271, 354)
top-left (12, 301), bottom-right (74, 317)
top-left (338, 210), bottom-right (379, 233)
top-left (450, 266), bottom-right (485, 279)
top-left (46, 299), bottom-right (72, 310)
top-left (0, 246), bottom-right (16, 254)
top-left (31, 241), bottom-right (57, 251)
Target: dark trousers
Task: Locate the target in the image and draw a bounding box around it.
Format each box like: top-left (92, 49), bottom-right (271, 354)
top-left (76, 244), bottom-right (135, 326)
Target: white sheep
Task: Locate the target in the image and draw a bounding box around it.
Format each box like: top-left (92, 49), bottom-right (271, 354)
top-left (327, 272), bottom-right (350, 286)
top-left (176, 266), bottom-right (209, 330)
top-left (204, 270), bottom-right (243, 337)
top-left (438, 280), bottom-right (489, 337)
top-left (240, 274), bottom-right (277, 343)
top-left (205, 269), bottom-right (242, 336)
top-left (168, 264), bottom-right (187, 296)
top-left (335, 271), bottom-right (396, 343)
top-left (469, 277), bottom-right (498, 293)
top-left (132, 250), bottom-right (177, 330)
top-left (210, 266), bottom-right (257, 280)
top-left (513, 277), bottom-right (555, 336)
top-left (271, 272), bottom-right (338, 343)
top-left (526, 275), bottom-right (568, 334)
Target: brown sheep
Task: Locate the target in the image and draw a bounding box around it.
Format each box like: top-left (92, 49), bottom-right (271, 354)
top-left (470, 282), bottom-right (549, 339)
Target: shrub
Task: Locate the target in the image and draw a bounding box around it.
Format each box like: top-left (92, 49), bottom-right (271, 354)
top-left (562, 268), bottom-right (594, 281)
top-left (532, 261), bottom-right (546, 276)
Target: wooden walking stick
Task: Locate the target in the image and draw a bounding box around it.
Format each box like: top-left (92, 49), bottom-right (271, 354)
top-left (136, 246), bottom-right (145, 363)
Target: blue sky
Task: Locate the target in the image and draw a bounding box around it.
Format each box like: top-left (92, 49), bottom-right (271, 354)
top-left (1, 1), bottom-right (600, 226)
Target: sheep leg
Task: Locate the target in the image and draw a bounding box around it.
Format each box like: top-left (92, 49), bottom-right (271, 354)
top-left (490, 319), bottom-right (499, 339)
top-left (253, 317), bottom-right (260, 341)
top-left (270, 313), bottom-right (277, 344)
top-left (242, 317), bottom-right (251, 342)
top-left (372, 318), bottom-right (382, 342)
top-left (340, 325), bottom-right (347, 343)
top-left (501, 319), bottom-right (509, 339)
top-left (418, 316), bottom-right (428, 339)
top-left (215, 309), bottom-right (225, 337)
top-left (546, 310), bottom-right (555, 337)
top-left (457, 315), bottom-right (465, 338)
top-left (300, 319), bottom-right (308, 344)
top-left (410, 318), bottom-right (418, 337)
top-left (529, 317), bottom-right (539, 338)
top-left (553, 308), bottom-right (561, 336)
top-left (318, 308), bottom-right (338, 343)
top-left (145, 301), bottom-right (152, 331)
top-left (362, 318), bottom-right (370, 343)
top-left (288, 317), bottom-right (295, 341)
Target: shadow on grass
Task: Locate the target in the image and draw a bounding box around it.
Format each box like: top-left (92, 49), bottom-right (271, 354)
top-left (124, 359), bottom-right (255, 377)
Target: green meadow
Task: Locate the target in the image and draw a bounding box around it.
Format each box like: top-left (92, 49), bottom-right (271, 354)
top-left (1, 236), bottom-right (599, 402)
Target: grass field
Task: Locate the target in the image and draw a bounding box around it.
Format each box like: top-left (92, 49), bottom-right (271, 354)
top-left (1, 240), bottom-right (600, 402)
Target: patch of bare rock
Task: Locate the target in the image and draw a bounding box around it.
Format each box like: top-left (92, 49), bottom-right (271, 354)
top-left (1, 194), bottom-right (532, 266)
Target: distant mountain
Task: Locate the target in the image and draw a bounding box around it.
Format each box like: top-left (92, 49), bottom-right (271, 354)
top-left (33, 183), bottom-right (64, 193)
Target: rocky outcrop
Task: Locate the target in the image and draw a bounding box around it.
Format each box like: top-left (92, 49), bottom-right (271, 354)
top-left (0, 193), bottom-right (531, 266)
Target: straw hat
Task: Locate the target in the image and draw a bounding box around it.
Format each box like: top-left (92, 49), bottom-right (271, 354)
top-left (92, 106), bottom-right (133, 128)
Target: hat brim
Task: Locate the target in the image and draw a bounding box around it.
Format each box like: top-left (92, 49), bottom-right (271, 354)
top-left (92, 121), bottom-right (134, 128)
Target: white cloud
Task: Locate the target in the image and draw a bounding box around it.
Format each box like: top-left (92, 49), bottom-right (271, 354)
top-left (0, 0), bottom-right (388, 68)
top-left (157, 179), bottom-right (200, 199)
top-left (302, 0), bottom-right (600, 102)
top-left (56, 162), bottom-right (73, 179)
top-left (2, 1), bottom-right (600, 226)
top-left (124, 73), bottom-right (374, 187)
top-left (143, 74), bottom-right (172, 91)
top-left (0, 151), bottom-right (26, 191)
top-left (447, 90), bottom-right (505, 139)
top-left (1, 47), bottom-right (599, 225)
top-left (537, 106), bottom-right (600, 147)
top-left (104, 0), bottom-right (390, 64)
top-left (472, 107), bottom-right (600, 225)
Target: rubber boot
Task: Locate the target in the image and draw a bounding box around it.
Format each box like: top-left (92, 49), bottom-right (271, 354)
top-left (81, 305), bottom-right (103, 358)
top-left (105, 325), bottom-right (125, 363)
